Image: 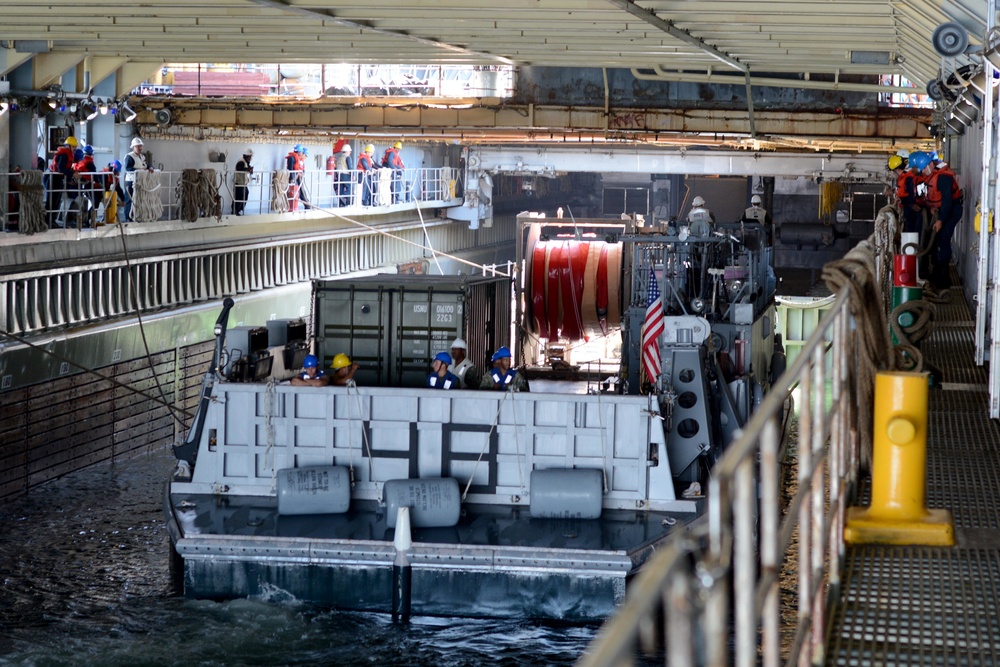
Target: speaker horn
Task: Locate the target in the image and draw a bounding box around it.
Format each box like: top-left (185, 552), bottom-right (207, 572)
top-left (932, 22), bottom-right (969, 57)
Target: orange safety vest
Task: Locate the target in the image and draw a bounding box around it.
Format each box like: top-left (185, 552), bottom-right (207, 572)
top-left (357, 153), bottom-right (376, 172)
top-left (73, 156), bottom-right (96, 181)
top-left (382, 147), bottom-right (403, 169)
top-left (926, 166), bottom-right (963, 208)
top-left (49, 145), bottom-right (75, 174)
top-left (286, 151), bottom-right (304, 173)
top-left (895, 170), bottom-right (916, 202)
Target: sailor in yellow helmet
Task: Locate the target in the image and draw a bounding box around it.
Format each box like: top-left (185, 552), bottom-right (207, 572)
top-left (330, 353), bottom-right (360, 386)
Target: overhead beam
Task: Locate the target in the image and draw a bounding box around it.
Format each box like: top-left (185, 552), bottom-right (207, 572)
top-left (87, 56), bottom-right (129, 91)
top-left (117, 61), bottom-right (164, 98)
top-left (32, 52), bottom-right (85, 90)
top-left (0, 47), bottom-right (33, 78)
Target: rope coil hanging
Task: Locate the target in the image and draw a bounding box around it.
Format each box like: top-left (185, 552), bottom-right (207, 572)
top-left (178, 168), bottom-right (222, 222)
top-left (270, 170), bottom-right (290, 214)
top-left (131, 170), bottom-right (164, 223)
top-left (17, 170), bottom-right (47, 235)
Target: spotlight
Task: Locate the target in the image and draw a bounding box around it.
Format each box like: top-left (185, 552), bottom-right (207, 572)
top-left (47, 98), bottom-right (57, 109)
top-left (99, 101), bottom-right (108, 115)
top-left (0, 100), bottom-right (8, 113)
top-left (121, 102), bottom-right (137, 122)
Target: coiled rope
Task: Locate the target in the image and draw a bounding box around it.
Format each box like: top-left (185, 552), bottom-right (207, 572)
top-left (889, 299), bottom-right (936, 372)
top-left (178, 168), bottom-right (222, 222)
top-left (270, 170), bottom-right (290, 214)
top-left (131, 170), bottom-right (164, 223)
top-left (821, 240), bottom-right (894, 473)
top-left (18, 170), bottom-right (47, 235)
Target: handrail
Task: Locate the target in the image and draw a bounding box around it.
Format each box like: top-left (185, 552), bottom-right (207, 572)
top-left (0, 165), bottom-right (457, 233)
top-left (580, 233), bottom-right (888, 665)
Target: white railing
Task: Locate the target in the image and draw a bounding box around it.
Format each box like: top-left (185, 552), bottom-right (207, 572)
top-left (0, 166), bottom-right (456, 232)
top-left (580, 239), bottom-right (882, 665)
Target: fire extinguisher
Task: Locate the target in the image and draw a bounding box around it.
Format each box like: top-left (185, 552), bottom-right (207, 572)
top-left (326, 155), bottom-right (336, 176)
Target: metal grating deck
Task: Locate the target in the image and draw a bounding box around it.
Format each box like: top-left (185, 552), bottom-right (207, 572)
top-left (826, 283), bottom-right (1000, 666)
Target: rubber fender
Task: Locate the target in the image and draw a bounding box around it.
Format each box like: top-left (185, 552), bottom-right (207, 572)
top-left (276, 466), bottom-right (351, 515)
top-left (529, 468), bottom-right (603, 519)
top-left (384, 478), bottom-right (461, 528)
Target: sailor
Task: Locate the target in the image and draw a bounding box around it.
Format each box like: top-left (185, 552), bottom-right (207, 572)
top-left (687, 195), bottom-right (715, 237)
top-left (123, 137), bottom-right (151, 222)
top-left (330, 353), bottom-right (360, 386)
top-left (427, 352), bottom-right (460, 389)
top-left (480, 346), bottom-right (528, 392)
top-left (449, 338), bottom-right (481, 389)
top-left (915, 150), bottom-right (964, 289)
top-left (741, 194), bottom-right (773, 244)
top-left (290, 354), bottom-right (329, 387)
top-left (233, 148), bottom-right (253, 215)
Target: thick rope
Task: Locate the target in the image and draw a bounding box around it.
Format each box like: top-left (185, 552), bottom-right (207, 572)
top-left (132, 170), bottom-right (164, 223)
top-left (18, 170), bottom-right (47, 234)
top-left (271, 170), bottom-right (290, 213)
top-left (822, 240), bottom-right (894, 473)
top-left (179, 169), bottom-right (222, 222)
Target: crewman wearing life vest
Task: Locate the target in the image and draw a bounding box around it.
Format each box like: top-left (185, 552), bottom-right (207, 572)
top-left (687, 195), bottom-right (715, 237)
top-left (335, 144), bottom-right (354, 206)
top-left (73, 145), bottom-right (99, 226)
top-left (427, 352), bottom-right (460, 390)
top-left (285, 144), bottom-right (305, 211)
top-left (381, 141), bottom-right (405, 203)
top-left (889, 154), bottom-right (922, 256)
top-left (357, 144), bottom-right (379, 206)
top-left (740, 194), bottom-right (774, 244)
top-left (233, 148), bottom-right (253, 215)
top-left (914, 150), bottom-right (964, 289)
top-left (47, 136), bottom-right (78, 227)
top-left (123, 137), bottom-right (150, 223)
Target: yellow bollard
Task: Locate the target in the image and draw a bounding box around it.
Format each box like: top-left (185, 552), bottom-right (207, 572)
top-left (845, 371), bottom-right (954, 546)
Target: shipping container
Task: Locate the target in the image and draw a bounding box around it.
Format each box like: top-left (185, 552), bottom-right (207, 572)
top-left (313, 275), bottom-right (512, 387)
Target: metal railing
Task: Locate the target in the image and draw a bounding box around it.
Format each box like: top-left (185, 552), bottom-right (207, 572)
top-left (0, 166), bottom-right (457, 231)
top-left (580, 245), bottom-right (874, 665)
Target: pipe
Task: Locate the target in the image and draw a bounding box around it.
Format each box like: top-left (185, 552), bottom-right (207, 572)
top-left (632, 66), bottom-right (922, 95)
top-left (391, 506), bottom-right (413, 623)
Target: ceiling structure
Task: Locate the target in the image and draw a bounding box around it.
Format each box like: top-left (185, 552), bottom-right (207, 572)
top-left (0, 0), bottom-right (990, 153)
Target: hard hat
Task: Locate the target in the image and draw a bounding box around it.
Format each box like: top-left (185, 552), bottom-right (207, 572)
top-left (896, 149), bottom-right (910, 158)
top-left (303, 354), bottom-right (318, 369)
top-left (294, 144), bottom-right (303, 153)
top-left (434, 351), bottom-right (452, 365)
top-left (450, 338), bottom-right (467, 350)
top-left (244, 148), bottom-right (254, 156)
top-left (341, 144), bottom-right (352, 153)
top-left (111, 160), bottom-right (122, 172)
top-left (130, 137), bottom-right (144, 148)
top-left (73, 149), bottom-right (84, 161)
top-left (491, 346), bottom-right (512, 362)
top-left (394, 141), bottom-right (403, 149)
top-left (302, 147), bottom-right (309, 156)
top-left (83, 145), bottom-right (94, 156)
top-left (65, 136), bottom-right (78, 147)
top-left (692, 196), bottom-right (705, 207)
top-left (929, 150), bottom-right (941, 163)
top-left (365, 144), bottom-right (375, 153)
top-left (750, 194), bottom-right (762, 205)
top-left (331, 353), bottom-right (352, 370)
top-left (887, 155), bottom-right (904, 170)
top-left (908, 151), bottom-right (932, 171)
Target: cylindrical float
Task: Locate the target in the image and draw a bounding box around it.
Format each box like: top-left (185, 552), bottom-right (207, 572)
top-left (383, 478), bottom-right (461, 528)
top-left (529, 468), bottom-right (604, 519)
top-left (276, 465), bottom-right (352, 515)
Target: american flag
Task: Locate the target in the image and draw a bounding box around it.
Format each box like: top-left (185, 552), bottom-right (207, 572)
top-left (641, 266), bottom-right (665, 384)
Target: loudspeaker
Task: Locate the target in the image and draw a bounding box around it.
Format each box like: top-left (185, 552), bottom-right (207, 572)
top-left (932, 22), bottom-right (969, 57)
top-left (154, 108), bottom-right (172, 126)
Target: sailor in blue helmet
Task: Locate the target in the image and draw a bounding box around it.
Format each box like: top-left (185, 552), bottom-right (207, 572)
top-left (290, 353), bottom-right (329, 387)
top-left (479, 346), bottom-right (528, 392)
top-left (427, 351), bottom-right (459, 389)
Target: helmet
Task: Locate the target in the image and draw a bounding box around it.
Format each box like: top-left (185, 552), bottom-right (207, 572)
top-left (908, 151), bottom-right (932, 171)
top-left (887, 155), bottom-right (904, 170)
top-left (130, 137), bottom-right (144, 148)
top-left (303, 354), bottom-right (318, 369)
top-left (929, 150), bottom-right (941, 163)
top-left (83, 145), bottom-right (94, 156)
top-left (302, 147), bottom-right (309, 156)
top-left (341, 144), bottom-right (352, 153)
top-left (365, 144), bottom-right (375, 153)
top-left (244, 148), bottom-right (254, 156)
top-left (896, 149), bottom-right (910, 158)
top-left (491, 346), bottom-right (512, 363)
top-left (450, 338), bottom-right (467, 350)
top-left (692, 196), bottom-right (705, 207)
top-left (434, 351), bottom-right (452, 365)
top-left (73, 149), bottom-right (84, 161)
top-left (111, 160), bottom-right (122, 172)
top-left (331, 353), bottom-right (352, 370)
top-left (394, 141), bottom-right (403, 149)
top-left (65, 136), bottom-right (78, 147)
top-left (750, 194), bottom-right (762, 205)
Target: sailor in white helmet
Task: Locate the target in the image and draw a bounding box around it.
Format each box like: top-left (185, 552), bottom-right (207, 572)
top-left (687, 195), bottom-right (715, 237)
top-left (741, 194), bottom-right (774, 244)
top-left (449, 338), bottom-right (481, 389)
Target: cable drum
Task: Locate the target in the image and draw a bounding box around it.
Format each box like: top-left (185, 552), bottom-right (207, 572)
top-left (526, 240), bottom-right (622, 342)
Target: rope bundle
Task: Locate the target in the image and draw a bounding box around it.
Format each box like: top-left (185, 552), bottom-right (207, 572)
top-left (17, 170), bottom-right (47, 235)
top-left (270, 170), bottom-right (290, 214)
top-left (822, 240), bottom-right (894, 473)
top-left (132, 170), bottom-right (164, 223)
top-left (179, 168), bottom-right (222, 222)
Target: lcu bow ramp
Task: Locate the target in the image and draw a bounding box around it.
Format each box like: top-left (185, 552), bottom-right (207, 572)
top-left (166, 383), bottom-right (698, 620)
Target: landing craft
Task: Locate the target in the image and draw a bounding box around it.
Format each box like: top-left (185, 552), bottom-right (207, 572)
top-left (165, 209), bottom-right (778, 620)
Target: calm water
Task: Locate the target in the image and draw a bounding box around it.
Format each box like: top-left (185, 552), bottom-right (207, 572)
top-left (0, 448), bottom-right (598, 666)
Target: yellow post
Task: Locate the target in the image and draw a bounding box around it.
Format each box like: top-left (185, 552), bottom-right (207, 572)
top-left (845, 371), bottom-right (954, 546)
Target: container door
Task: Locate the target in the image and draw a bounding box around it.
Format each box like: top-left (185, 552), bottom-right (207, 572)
top-left (315, 286), bottom-right (390, 386)
top-left (395, 288), bottom-right (464, 387)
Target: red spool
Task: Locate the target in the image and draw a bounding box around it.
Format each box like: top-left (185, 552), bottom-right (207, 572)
top-left (893, 254), bottom-right (917, 287)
